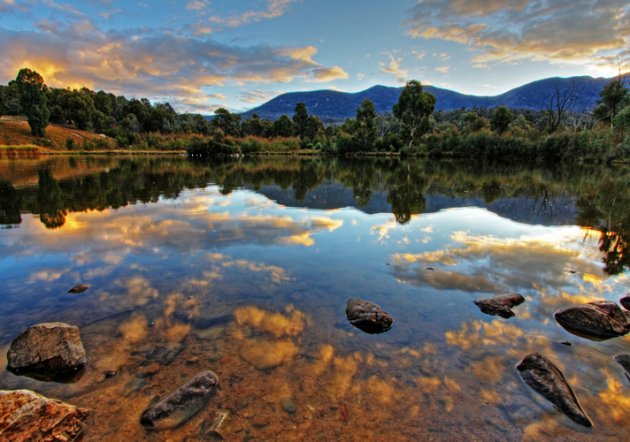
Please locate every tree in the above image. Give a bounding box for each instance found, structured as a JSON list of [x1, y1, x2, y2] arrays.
[[15, 68, 50, 136], [544, 80, 578, 132], [304, 115, 324, 142], [594, 74, 629, 128], [293, 102, 309, 139], [490, 106, 513, 134], [355, 98, 377, 150], [213, 108, 241, 137], [393, 80, 435, 149], [272, 115, 294, 137]]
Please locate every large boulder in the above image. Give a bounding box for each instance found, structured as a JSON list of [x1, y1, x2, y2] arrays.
[[140, 370, 219, 430], [554, 301, 629, 340], [7, 322, 87, 382], [345, 298, 393, 334], [0, 390, 91, 440], [474, 293, 524, 319], [516, 353, 592, 428]]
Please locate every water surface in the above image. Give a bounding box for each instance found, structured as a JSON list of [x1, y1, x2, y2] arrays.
[[0, 156, 629, 440]]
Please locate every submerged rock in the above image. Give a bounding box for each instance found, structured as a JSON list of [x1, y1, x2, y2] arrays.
[[620, 295, 630, 310], [516, 353, 592, 428], [140, 370, 219, 430], [474, 293, 525, 319], [554, 301, 629, 340], [68, 284, 90, 294], [0, 389, 91, 440], [7, 322, 87, 382], [614, 354, 630, 383], [345, 298, 393, 334]]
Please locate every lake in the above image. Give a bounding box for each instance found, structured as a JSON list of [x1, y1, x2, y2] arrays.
[[0, 155, 629, 440]]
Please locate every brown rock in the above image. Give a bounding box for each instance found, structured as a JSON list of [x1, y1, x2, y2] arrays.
[[516, 353, 592, 428], [614, 354, 630, 383], [474, 293, 524, 319], [7, 322, 87, 382], [0, 390, 91, 440], [136, 362, 161, 378], [554, 301, 629, 340], [68, 284, 90, 294], [140, 370, 219, 430], [345, 298, 393, 334]]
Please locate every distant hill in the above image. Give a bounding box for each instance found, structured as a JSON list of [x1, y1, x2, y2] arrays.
[[243, 75, 622, 122]]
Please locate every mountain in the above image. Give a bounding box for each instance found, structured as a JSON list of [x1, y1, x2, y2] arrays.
[[242, 75, 619, 122]]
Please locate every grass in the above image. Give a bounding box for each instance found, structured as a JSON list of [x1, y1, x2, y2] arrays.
[[0, 119, 117, 150]]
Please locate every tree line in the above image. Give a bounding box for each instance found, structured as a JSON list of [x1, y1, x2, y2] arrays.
[[1, 68, 629, 162]]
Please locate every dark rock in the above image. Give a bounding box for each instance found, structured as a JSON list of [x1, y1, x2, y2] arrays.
[[345, 298, 393, 334], [140, 370, 219, 430], [516, 353, 592, 428], [620, 295, 630, 310], [7, 322, 87, 382], [474, 293, 525, 319], [281, 397, 297, 414], [614, 354, 630, 383], [0, 390, 91, 440], [105, 370, 118, 379], [554, 301, 629, 340], [68, 284, 90, 294], [560, 341, 572, 346]]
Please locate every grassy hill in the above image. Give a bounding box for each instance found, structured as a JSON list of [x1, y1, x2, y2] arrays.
[[0, 117, 115, 153]]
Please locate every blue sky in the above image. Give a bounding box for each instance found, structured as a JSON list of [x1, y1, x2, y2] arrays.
[[0, 0, 628, 113]]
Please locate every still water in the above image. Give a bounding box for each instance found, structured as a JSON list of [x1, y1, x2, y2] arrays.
[[0, 156, 629, 440]]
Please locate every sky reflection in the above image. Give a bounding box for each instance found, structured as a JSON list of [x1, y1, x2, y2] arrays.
[[0, 159, 629, 439]]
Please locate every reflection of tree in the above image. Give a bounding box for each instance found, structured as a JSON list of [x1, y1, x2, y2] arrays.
[[37, 169, 66, 229], [0, 181, 21, 226], [599, 229, 629, 276], [386, 162, 427, 224]]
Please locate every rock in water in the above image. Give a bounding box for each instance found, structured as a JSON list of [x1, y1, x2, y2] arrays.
[[345, 298, 393, 334], [68, 284, 90, 294], [614, 354, 630, 382], [140, 370, 219, 430], [474, 293, 525, 318], [0, 390, 91, 440], [7, 322, 87, 382], [554, 301, 629, 340], [620, 295, 630, 310], [516, 353, 592, 428]]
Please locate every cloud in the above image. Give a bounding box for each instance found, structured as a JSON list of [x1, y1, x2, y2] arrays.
[[406, 0, 630, 70], [186, 0, 208, 11], [240, 89, 278, 104], [208, 0, 295, 27], [311, 65, 349, 82], [379, 53, 408, 81], [0, 23, 347, 112], [435, 66, 450, 74]]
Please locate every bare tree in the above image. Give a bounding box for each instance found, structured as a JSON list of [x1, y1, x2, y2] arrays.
[[545, 79, 578, 133]]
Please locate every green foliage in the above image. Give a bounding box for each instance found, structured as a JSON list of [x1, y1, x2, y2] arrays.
[[272, 115, 294, 137], [393, 80, 436, 149], [491, 106, 513, 134], [293, 102, 309, 139], [355, 99, 377, 151], [213, 108, 241, 137], [16, 68, 50, 137], [594, 76, 629, 127]]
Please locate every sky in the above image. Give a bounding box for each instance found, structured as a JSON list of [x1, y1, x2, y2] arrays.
[[0, 0, 628, 113]]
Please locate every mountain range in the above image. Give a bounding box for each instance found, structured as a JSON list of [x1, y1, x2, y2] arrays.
[[243, 75, 620, 122]]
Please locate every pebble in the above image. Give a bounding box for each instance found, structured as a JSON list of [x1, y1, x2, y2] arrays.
[[281, 397, 297, 414]]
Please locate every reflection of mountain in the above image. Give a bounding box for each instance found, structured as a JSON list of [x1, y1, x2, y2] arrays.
[[256, 184, 577, 225]]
